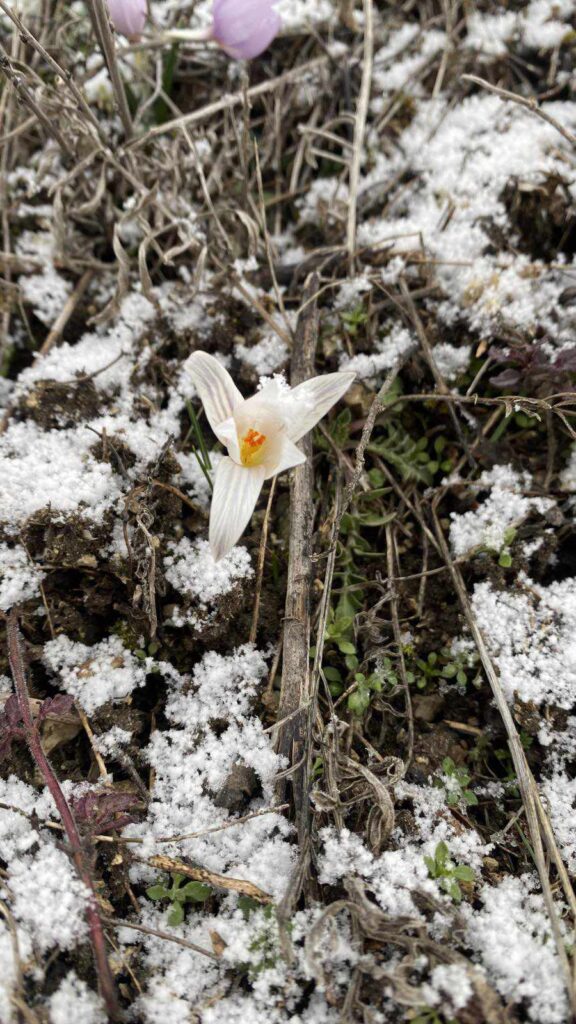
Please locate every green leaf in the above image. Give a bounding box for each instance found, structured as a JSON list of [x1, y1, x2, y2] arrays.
[[345, 654, 359, 671], [499, 551, 513, 568], [457, 670, 467, 686], [323, 667, 342, 683], [168, 903, 185, 926], [348, 690, 370, 716], [181, 882, 211, 902], [146, 886, 169, 901], [464, 791, 479, 807], [435, 841, 449, 865], [453, 865, 475, 883], [446, 880, 462, 902], [338, 641, 357, 655]]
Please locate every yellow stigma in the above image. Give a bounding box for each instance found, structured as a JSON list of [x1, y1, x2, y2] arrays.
[[240, 428, 267, 467]]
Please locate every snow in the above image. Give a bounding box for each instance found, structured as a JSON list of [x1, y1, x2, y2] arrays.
[[319, 781, 490, 919], [432, 342, 471, 382], [465, 875, 569, 1023], [165, 537, 254, 620], [449, 465, 554, 557], [338, 323, 415, 380], [0, 420, 122, 532], [421, 964, 473, 1014], [9, 843, 89, 952], [49, 973, 106, 1024], [124, 645, 293, 895], [235, 333, 289, 376], [43, 635, 148, 713], [0, 543, 45, 611], [471, 573, 576, 707]]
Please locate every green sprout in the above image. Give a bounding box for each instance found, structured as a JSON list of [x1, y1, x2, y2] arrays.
[[146, 872, 211, 926], [434, 756, 478, 809], [425, 842, 475, 903]]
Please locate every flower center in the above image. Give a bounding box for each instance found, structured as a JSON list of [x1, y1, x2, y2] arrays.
[[240, 428, 267, 467]]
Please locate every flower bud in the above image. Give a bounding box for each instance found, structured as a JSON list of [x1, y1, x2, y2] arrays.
[[107, 0, 147, 40], [212, 0, 281, 60]]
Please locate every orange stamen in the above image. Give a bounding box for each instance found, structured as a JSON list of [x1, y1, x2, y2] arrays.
[[240, 428, 267, 466], [243, 428, 266, 450]]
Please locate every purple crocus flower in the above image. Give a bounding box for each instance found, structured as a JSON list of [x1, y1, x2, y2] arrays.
[[211, 0, 281, 60], [106, 0, 147, 39]]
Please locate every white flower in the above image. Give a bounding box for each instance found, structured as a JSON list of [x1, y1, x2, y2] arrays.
[[186, 352, 355, 560]]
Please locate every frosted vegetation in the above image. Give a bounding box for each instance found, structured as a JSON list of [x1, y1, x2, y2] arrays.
[[1, 0, 576, 1022]]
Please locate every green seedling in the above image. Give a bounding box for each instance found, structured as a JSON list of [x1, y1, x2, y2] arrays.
[[146, 872, 211, 926], [340, 304, 369, 337], [435, 756, 478, 809], [410, 1008, 457, 1024], [425, 841, 475, 903], [348, 671, 383, 716]]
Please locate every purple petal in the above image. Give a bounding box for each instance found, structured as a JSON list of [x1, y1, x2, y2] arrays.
[[212, 0, 281, 60], [106, 0, 147, 39]]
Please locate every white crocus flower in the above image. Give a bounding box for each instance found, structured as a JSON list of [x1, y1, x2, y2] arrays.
[[187, 351, 355, 561]]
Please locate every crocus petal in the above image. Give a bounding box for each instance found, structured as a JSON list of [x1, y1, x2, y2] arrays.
[[287, 371, 356, 442], [212, 0, 281, 60], [265, 436, 306, 480], [210, 457, 266, 561], [187, 352, 244, 434], [106, 0, 146, 38]]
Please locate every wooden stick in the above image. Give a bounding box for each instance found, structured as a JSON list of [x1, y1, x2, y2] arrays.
[[139, 854, 273, 904], [274, 274, 319, 833]]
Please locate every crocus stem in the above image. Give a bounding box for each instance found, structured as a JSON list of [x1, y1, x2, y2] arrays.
[[161, 28, 213, 43], [89, 0, 133, 140], [6, 612, 121, 1022]]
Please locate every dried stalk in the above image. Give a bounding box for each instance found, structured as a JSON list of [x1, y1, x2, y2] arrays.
[[346, 0, 374, 273], [462, 74, 576, 149], [274, 274, 319, 832], [6, 612, 120, 1021], [0, 44, 73, 158], [250, 479, 277, 645], [88, 0, 133, 140], [128, 56, 329, 149], [140, 854, 272, 904], [429, 509, 576, 1016]]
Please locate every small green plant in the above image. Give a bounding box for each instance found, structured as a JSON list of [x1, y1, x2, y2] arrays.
[[368, 425, 453, 486], [146, 873, 211, 926], [410, 1008, 457, 1024], [237, 903, 285, 978], [425, 842, 475, 903], [434, 757, 478, 809], [347, 671, 383, 716], [497, 526, 516, 568], [408, 646, 476, 691], [340, 304, 369, 337], [184, 400, 213, 491]]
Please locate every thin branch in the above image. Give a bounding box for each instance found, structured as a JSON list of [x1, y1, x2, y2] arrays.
[[103, 916, 218, 959], [347, 0, 374, 273], [462, 74, 576, 148], [88, 0, 133, 140], [250, 479, 277, 644], [0, 44, 73, 158], [128, 56, 329, 149], [6, 613, 120, 1020]]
